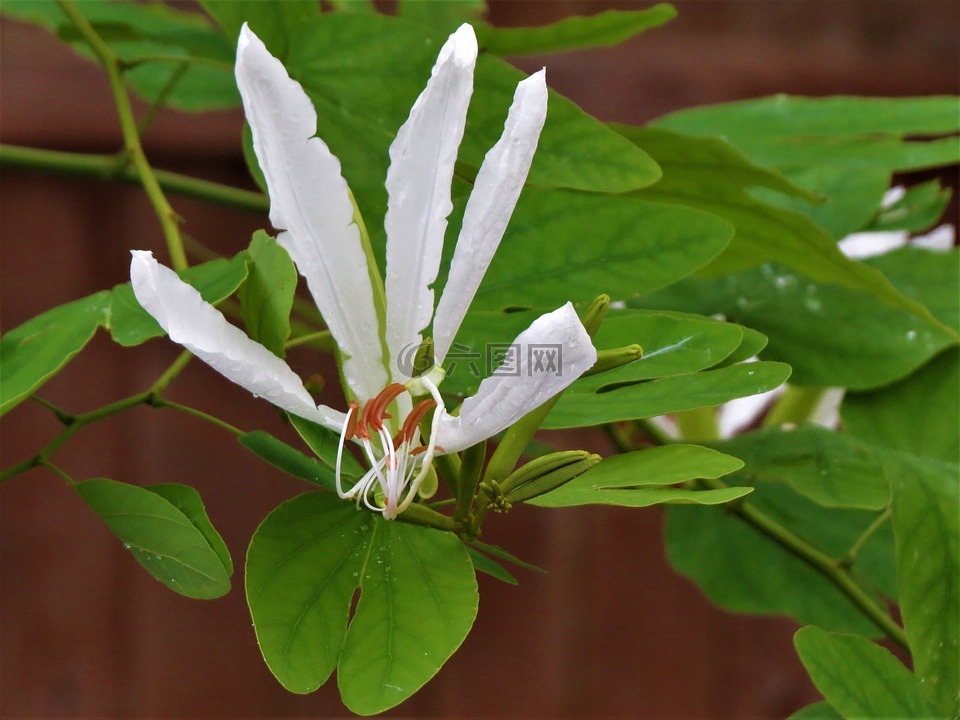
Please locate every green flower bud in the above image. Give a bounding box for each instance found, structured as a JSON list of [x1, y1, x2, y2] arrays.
[[499, 450, 601, 503], [506, 454, 601, 504], [583, 344, 644, 377]]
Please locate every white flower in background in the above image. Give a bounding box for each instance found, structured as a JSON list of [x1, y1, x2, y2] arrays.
[[130, 24, 596, 519]]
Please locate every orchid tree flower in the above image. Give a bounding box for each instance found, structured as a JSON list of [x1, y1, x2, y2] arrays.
[[130, 23, 597, 520]]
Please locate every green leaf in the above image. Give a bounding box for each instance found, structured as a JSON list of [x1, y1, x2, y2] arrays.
[[890, 456, 960, 716], [0, 291, 110, 415], [787, 701, 843, 720], [475, 4, 677, 55], [863, 181, 952, 233], [466, 547, 517, 585], [238, 430, 340, 490], [468, 191, 731, 311], [573, 310, 745, 390], [545, 361, 791, 429], [398, 0, 485, 34], [246, 492, 479, 713], [638, 262, 956, 389], [76, 478, 231, 599], [710, 426, 891, 510], [338, 519, 478, 715], [288, 414, 365, 477], [794, 626, 937, 718], [666, 480, 897, 634], [754, 164, 891, 240], [108, 253, 250, 346], [284, 11, 660, 234], [529, 445, 748, 508], [865, 247, 959, 333], [844, 348, 959, 465], [655, 95, 960, 171], [447, 308, 746, 398], [2, 0, 239, 111], [238, 231, 297, 357], [621, 126, 951, 332], [199, 0, 319, 60], [715, 325, 768, 368], [145, 483, 233, 575], [246, 493, 369, 693]]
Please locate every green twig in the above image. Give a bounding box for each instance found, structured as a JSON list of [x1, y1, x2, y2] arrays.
[[119, 54, 232, 71], [56, 1, 188, 270], [699, 476, 908, 649], [149, 398, 243, 437], [29, 395, 75, 425], [135, 61, 191, 137], [840, 508, 892, 568], [0, 144, 269, 214]]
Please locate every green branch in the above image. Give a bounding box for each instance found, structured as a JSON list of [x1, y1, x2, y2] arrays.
[[56, 0, 188, 270], [0, 144, 269, 214], [698, 476, 908, 650]]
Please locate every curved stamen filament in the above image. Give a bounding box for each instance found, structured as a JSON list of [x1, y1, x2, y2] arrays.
[[336, 402, 358, 498], [392, 398, 437, 448]]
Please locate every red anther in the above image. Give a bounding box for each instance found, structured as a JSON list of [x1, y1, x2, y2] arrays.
[[409, 444, 444, 457], [343, 400, 360, 440], [368, 383, 406, 431], [393, 399, 438, 447]]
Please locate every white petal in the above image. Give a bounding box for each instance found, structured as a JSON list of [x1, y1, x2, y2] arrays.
[[130, 251, 345, 431], [433, 302, 596, 453], [383, 23, 478, 381], [838, 230, 908, 259], [236, 25, 386, 402], [433, 70, 548, 365]]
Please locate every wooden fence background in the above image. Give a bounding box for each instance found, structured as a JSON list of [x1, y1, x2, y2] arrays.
[[2, 1, 957, 716]]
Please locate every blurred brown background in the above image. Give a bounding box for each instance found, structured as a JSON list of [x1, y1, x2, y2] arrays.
[[2, 1, 957, 717]]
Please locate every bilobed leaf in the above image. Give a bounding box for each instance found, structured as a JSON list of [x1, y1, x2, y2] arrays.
[[710, 426, 890, 510], [2, 0, 239, 110], [666, 480, 897, 634], [655, 95, 960, 170], [715, 325, 768, 367], [238, 430, 341, 490], [476, 4, 676, 55], [545, 361, 791, 429], [247, 493, 480, 710], [0, 291, 111, 415], [621, 126, 951, 334], [530, 445, 748, 508], [470, 191, 732, 311], [199, 0, 319, 59], [638, 262, 956, 389], [284, 11, 660, 233], [288, 414, 365, 477], [467, 547, 518, 585], [76, 478, 231, 599], [144, 483, 233, 575], [865, 246, 959, 333], [238, 231, 297, 357], [398, 0, 485, 34], [890, 455, 960, 717], [109, 253, 250, 346], [338, 520, 478, 715], [447, 308, 746, 398], [787, 701, 843, 720], [844, 348, 959, 465], [863, 180, 952, 233], [794, 626, 937, 718], [246, 492, 370, 693]]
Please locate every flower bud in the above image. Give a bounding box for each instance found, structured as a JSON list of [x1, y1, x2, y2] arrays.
[[583, 344, 644, 377]]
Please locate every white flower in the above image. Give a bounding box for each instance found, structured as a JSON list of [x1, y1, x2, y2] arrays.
[[130, 24, 596, 519]]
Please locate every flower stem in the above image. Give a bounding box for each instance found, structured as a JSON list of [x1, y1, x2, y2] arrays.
[[0, 144, 269, 213], [56, 0, 188, 270]]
